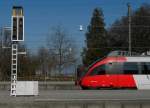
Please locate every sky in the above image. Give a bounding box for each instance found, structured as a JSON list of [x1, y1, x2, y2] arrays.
[[0, 0, 150, 55]]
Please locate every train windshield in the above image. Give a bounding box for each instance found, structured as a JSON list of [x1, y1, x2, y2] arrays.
[[86, 57, 106, 72], [89, 64, 106, 76]]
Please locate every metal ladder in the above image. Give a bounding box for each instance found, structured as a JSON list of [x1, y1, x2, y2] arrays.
[[10, 44, 18, 96]]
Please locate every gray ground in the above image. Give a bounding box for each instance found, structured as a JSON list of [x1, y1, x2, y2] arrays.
[[0, 82, 150, 108], [0, 90, 150, 103]]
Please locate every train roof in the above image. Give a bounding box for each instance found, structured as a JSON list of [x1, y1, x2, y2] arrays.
[[124, 56, 150, 62], [107, 51, 141, 57], [91, 56, 150, 68], [87, 51, 150, 72]]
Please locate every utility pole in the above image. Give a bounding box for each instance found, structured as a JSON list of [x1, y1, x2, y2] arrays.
[[127, 3, 132, 56]]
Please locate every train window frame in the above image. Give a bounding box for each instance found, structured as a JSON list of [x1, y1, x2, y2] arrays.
[[89, 64, 106, 76]]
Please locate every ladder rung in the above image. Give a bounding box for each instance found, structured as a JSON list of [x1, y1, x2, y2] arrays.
[[12, 54, 17, 56], [11, 83, 16, 85], [11, 77, 17, 79], [12, 50, 17, 52], [11, 79, 16, 81], [12, 57, 17, 59], [12, 57, 17, 58], [12, 64, 17, 66], [11, 85, 16, 88], [11, 91, 16, 94], [11, 74, 17, 76], [11, 84, 16, 86], [12, 63, 17, 66], [12, 66, 17, 68], [12, 56, 17, 57], [12, 69, 17, 71], [11, 80, 16, 83], [12, 48, 17, 50], [11, 76, 17, 78], [11, 89, 16, 92], [12, 59, 17, 61], [13, 45, 17, 48], [11, 86, 16, 89], [12, 68, 17, 69], [11, 75, 17, 76], [12, 47, 17, 49], [11, 86, 16, 88], [11, 82, 16, 84], [11, 90, 16, 94]]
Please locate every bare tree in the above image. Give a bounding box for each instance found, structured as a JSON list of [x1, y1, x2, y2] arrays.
[[47, 25, 77, 76], [36, 46, 57, 79]]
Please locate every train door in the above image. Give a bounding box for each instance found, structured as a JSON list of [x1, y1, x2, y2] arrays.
[[105, 62, 122, 88], [118, 62, 138, 88], [133, 62, 150, 89]]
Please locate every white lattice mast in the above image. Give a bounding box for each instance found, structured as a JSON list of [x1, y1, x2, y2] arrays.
[[10, 6, 24, 96]]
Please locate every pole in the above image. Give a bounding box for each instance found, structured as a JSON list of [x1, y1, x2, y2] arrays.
[[127, 3, 132, 56]]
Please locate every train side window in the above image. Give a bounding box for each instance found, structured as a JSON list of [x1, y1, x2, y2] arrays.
[[90, 65, 106, 76], [123, 62, 139, 74], [106, 62, 123, 74], [141, 63, 147, 74], [142, 63, 150, 74], [146, 63, 150, 74]]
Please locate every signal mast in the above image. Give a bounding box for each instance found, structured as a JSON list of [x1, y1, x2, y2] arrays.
[[10, 6, 24, 96]]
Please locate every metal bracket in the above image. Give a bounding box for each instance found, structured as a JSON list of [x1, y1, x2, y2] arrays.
[[2, 46, 11, 49], [18, 52, 26, 55]]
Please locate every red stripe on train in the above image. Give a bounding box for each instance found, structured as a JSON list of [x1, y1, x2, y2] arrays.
[[86, 57, 127, 76], [81, 75, 136, 88]]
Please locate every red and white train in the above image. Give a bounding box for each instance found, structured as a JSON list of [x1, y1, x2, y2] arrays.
[[77, 51, 150, 90]]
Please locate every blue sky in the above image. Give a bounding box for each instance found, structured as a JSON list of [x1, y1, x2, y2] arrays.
[[0, 0, 150, 54]]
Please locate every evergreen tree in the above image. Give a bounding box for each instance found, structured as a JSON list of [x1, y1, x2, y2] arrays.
[[108, 3, 150, 53], [132, 4, 150, 53], [82, 8, 107, 66]]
